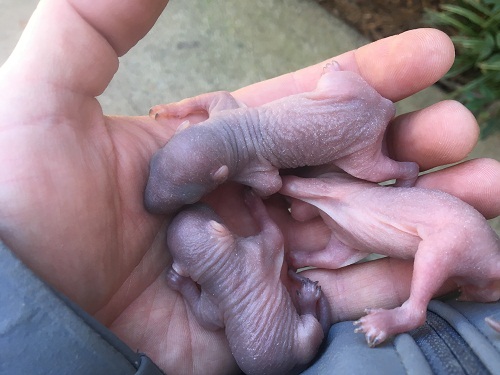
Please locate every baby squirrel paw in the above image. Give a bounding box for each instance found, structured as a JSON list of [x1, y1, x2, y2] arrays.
[[296, 278, 322, 316], [165, 266, 191, 292], [353, 308, 391, 347]]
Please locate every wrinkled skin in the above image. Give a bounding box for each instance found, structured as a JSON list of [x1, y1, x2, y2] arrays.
[[280, 172, 500, 346], [166, 191, 330, 375], [145, 62, 418, 214], [2, 0, 500, 373]]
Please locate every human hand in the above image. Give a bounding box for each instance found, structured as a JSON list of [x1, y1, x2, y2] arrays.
[[0, 1, 499, 374]]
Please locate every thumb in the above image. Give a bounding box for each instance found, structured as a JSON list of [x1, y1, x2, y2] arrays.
[[1, 0, 168, 98]]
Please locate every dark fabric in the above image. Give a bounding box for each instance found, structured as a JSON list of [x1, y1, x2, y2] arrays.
[[0, 240, 164, 375], [411, 311, 489, 374], [302, 299, 500, 375], [2, 238, 499, 375]]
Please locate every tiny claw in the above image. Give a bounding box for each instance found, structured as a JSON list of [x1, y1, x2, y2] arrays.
[[485, 316, 500, 333], [369, 337, 381, 347], [154, 112, 160, 120], [353, 320, 362, 326], [323, 60, 341, 73], [148, 106, 161, 119], [354, 327, 364, 334], [364, 308, 374, 314]]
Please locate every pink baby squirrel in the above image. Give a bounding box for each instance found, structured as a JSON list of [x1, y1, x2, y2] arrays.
[[165, 190, 330, 375], [279, 171, 500, 347], [144, 61, 418, 214]]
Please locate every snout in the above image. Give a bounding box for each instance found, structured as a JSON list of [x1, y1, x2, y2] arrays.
[[144, 181, 184, 215], [144, 177, 209, 214]]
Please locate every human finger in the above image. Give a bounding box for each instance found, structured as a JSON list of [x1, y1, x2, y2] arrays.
[[1, 0, 169, 97], [233, 28, 454, 106], [386, 100, 479, 170], [415, 158, 500, 219], [68, 0, 170, 56], [301, 258, 457, 323]]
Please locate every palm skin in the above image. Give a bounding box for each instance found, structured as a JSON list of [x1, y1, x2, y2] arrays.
[[1, 1, 499, 374]]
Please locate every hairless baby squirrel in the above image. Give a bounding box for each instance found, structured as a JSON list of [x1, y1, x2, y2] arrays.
[[165, 190, 330, 375], [147, 58, 498, 364], [145, 61, 418, 214], [280, 172, 500, 347]]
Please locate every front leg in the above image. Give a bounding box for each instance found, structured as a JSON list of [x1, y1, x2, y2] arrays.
[[353, 303, 427, 347], [243, 189, 284, 259], [236, 161, 282, 197], [292, 271, 322, 317], [150, 91, 244, 119], [166, 267, 224, 331], [290, 270, 329, 364]]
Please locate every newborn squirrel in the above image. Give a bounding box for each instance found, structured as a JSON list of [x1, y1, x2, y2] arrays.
[[280, 172, 500, 346], [166, 190, 330, 375], [148, 59, 498, 362], [145, 61, 418, 214]]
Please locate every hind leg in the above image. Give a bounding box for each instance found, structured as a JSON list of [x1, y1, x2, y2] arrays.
[[354, 239, 450, 346], [289, 232, 367, 269], [166, 266, 224, 331], [150, 91, 245, 119], [369, 154, 418, 187], [339, 151, 419, 187]]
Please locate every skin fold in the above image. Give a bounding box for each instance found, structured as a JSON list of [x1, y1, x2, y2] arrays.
[[1, 0, 500, 372]]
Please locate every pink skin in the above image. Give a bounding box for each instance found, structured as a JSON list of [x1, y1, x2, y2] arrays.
[[280, 172, 500, 347], [144, 61, 419, 214], [165, 190, 330, 375]]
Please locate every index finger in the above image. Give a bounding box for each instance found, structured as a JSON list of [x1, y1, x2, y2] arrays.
[[233, 28, 454, 105]]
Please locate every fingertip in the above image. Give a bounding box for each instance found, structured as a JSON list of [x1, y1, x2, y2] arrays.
[[354, 28, 455, 101], [388, 100, 479, 170]]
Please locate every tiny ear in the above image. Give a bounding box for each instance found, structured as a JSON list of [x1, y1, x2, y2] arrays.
[[211, 165, 229, 184], [209, 220, 230, 237]]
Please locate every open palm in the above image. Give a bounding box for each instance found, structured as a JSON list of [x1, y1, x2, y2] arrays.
[[1, 1, 499, 374]]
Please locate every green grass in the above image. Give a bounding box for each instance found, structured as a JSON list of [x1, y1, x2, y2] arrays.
[[425, 0, 500, 138]]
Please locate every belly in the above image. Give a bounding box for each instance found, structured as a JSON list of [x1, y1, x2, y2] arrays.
[[322, 209, 421, 259]]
